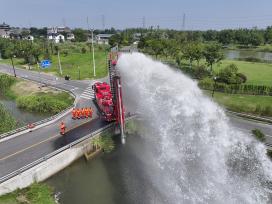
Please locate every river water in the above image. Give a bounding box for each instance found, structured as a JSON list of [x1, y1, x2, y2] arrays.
[[224, 50, 272, 62], [0, 96, 48, 127], [47, 53, 272, 204]]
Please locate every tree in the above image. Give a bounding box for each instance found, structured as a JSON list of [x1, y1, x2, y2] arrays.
[[264, 26, 272, 44], [5, 44, 17, 77], [203, 43, 224, 72], [72, 29, 88, 42], [182, 42, 203, 68]]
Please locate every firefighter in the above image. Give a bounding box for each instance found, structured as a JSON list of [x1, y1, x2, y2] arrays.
[[81, 108, 85, 119], [76, 108, 81, 119], [84, 108, 89, 119], [60, 121, 66, 135], [89, 107, 93, 118], [72, 108, 76, 119]]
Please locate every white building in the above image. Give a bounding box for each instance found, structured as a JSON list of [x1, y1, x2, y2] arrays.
[[48, 34, 65, 43], [66, 33, 75, 40], [25, 35, 34, 41], [95, 34, 114, 45], [0, 29, 10, 38]]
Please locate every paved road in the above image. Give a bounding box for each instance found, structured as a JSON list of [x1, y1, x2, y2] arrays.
[[0, 64, 110, 178]]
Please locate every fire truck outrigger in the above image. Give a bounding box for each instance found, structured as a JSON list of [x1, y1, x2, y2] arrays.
[[92, 52, 126, 143]]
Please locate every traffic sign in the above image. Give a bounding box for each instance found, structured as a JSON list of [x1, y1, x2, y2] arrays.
[[40, 60, 51, 69]]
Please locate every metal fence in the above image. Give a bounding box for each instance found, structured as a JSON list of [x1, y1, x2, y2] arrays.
[[0, 115, 137, 184]]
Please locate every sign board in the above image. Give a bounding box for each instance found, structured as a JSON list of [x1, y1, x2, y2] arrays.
[[40, 60, 51, 69]]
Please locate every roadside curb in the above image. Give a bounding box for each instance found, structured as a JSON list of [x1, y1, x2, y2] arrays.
[[226, 110, 272, 124]]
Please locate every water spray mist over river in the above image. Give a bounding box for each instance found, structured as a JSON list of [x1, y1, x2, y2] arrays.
[[118, 53, 272, 203]]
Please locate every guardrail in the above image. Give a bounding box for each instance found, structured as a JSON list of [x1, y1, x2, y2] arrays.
[[226, 110, 272, 124], [0, 115, 138, 184]]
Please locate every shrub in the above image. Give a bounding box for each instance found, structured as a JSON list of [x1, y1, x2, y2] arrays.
[[251, 129, 265, 142], [236, 73, 247, 83], [16, 93, 73, 114], [0, 103, 16, 134], [81, 47, 87, 54], [0, 74, 16, 95]]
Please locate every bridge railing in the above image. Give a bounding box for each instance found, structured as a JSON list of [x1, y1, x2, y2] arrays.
[[0, 115, 138, 184]]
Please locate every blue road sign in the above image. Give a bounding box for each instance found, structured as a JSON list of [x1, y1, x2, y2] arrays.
[[40, 60, 51, 69]]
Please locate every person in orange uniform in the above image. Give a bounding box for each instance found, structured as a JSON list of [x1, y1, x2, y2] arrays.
[[72, 108, 76, 119], [80, 108, 85, 118], [84, 108, 89, 119], [60, 121, 66, 135], [89, 107, 93, 118], [76, 108, 81, 119]]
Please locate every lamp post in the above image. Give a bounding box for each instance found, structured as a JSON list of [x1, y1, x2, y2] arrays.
[[91, 29, 96, 77], [212, 76, 217, 98], [11, 55, 16, 77]]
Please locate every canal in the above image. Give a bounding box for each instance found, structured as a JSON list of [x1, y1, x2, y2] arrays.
[[224, 49, 272, 62], [0, 96, 49, 127]]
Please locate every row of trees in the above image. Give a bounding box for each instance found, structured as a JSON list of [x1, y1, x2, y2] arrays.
[[108, 26, 272, 48], [138, 36, 224, 72]]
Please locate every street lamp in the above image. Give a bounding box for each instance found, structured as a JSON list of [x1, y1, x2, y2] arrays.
[[212, 76, 217, 98], [91, 29, 96, 77], [11, 55, 16, 77]]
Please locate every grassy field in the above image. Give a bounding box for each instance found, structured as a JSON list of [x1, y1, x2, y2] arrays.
[[214, 60, 272, 86], [0, 48, 108, 80], [0, 183, 55, 204], [204, 90, 272, 116]]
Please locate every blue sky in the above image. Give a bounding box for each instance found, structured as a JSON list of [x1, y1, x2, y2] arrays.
[[1, 0, 272, 30]]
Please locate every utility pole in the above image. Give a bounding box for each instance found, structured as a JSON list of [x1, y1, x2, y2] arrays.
[[10, 56, 16, 77], [142, 16, 146, 29], [57, 50, 63, 75], [87, 16, 96, 77], [182, 13, 186, 30], [91, 29, 96, 77], [102, 14, 105, 30]]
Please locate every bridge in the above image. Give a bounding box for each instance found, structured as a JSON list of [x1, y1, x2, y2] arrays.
[[0, 54, 272, 195]]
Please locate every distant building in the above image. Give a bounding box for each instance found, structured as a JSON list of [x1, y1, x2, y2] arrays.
[[47, 26, 73, 41], [66, 33, 75, 41], [0, 22, 10, 38], [95, 34, 114, 44], [48, 33, 65, 43], [133, 33, 142, 40], [25, 35, 34, 41]]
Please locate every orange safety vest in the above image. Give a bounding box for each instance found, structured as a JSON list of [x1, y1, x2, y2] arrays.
[[76, 109, 81, 118], [89, 108, 93, 117], [72, 109, 76, 118]]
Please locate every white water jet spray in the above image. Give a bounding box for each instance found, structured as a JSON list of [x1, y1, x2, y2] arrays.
[[118, 53, 272, 204]]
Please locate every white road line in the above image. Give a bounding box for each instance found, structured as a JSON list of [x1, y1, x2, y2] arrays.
[[235, 127, 272, 138]]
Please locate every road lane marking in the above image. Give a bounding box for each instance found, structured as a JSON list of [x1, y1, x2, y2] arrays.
[[0, 119, 93, 161], [0, 134, 60, 161]]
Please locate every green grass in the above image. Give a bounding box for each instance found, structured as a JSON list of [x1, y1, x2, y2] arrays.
[[0, 183, 55, 204], [214, 60, 272, 86], [205, 90, 272, 116]]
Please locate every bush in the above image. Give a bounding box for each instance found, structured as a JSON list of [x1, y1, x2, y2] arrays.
[[0, 74, 16, 92], [81, 47, 87, 54], [251, 129, 265, 142], [0, 103, 16, 134], [267, 149, 272, 159], [236, 73, 247, 83], [16, 92, 73, 114]]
